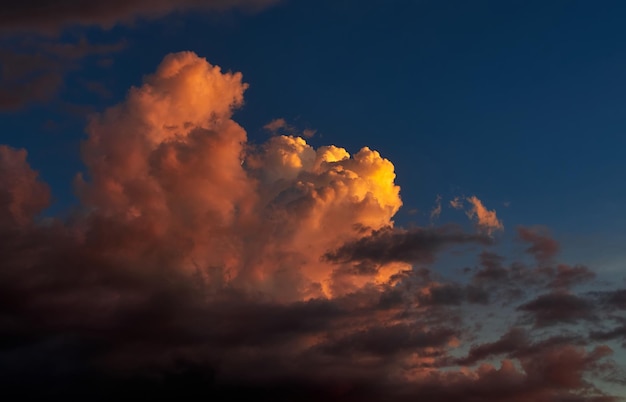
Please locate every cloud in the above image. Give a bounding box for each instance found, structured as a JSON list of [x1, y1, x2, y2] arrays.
[[548, 264, 596, 289], [0, 36, 126, 110], [302, 128, 316, 138], [517, 292, 595, 327], [73, 51, 409, 298], [0, 51, 624, 401], [263, 117, 317, 138], [0, 145, 50, 226], [264, 117, 289, 132], [465, 195, 504, 234], [447, 196, 504, 234], [457, 327, 589, 366], [591, 325, 626, 343], [324, 225, 492, 266], [450, 196, 463, 210], [430, 194, 442, 223], [471, 250, 587, 291], [517, 225, 560, 264], [1, 0, 280, 33], [592, 289, 626, 311], [0, 0, 270, 110], [473, 251, 509, 282]]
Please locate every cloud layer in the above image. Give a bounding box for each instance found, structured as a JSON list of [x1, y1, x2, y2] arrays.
[[1, 0, 280, 32], [0, 52, 623, 401]]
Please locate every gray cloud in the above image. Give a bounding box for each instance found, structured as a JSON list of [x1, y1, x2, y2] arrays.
[[1, 0, 280, 33]]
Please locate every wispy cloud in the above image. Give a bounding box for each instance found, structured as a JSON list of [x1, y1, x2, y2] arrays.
[[0, 36, 126, 110]]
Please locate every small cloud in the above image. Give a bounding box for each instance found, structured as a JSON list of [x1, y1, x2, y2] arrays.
[[517, 226, 560, 264], [302, 128, 316, 138], [263, 118, 316, 138], [517, 291, 594, 327], [450, 196, 463, 210], [466, 196, 504, 235], [448, 195, 504, 235], [430, 195, 442, 223], [81, 79, 113, 99], [263, 117, 289, 133]]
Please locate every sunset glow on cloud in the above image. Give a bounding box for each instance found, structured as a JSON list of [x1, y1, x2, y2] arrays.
[[466, 195, 504, 235], [2, 2, 626, 400], [72, 52, 406, 298], [1, 51, 624, 401]]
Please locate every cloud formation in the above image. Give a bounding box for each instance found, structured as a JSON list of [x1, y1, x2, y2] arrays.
[[0, 145, 50, 226], [430, 194, 442, 223], [73, 51, 405, 299], [0, 52, 623, 401], [518, 225, 560, 264], [263, 117, 316, 138], [0, 36, 126, 110], [447, 195, 504, 234], [324, 225, 491, 265], [1, 0, 280, 33], [466, 195, 504, 234]]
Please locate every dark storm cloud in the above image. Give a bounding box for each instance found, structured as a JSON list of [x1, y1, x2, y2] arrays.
[[1, 216, 618, 401], [457, 327, 587, 366], [517, 292, 595, 327], [598, 289, 626, 310], [1, 0, 280, 33], [318, 324, 458, 357], [468, 244, 595, 306], [413, 282, 490, 306], [324, 225, 492, 265], [547, 264, 596, 289], [590, 324, 626, 345], [587, 289, 626, 345], [457, 327, 530, 365]]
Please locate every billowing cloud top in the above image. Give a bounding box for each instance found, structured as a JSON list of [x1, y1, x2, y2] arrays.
[[0, 52, 624, 401], [74, 51, 405, 299]]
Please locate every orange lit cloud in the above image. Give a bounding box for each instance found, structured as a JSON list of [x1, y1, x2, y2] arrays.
[[448, 195, 504, 234], [466, 195, 504, 234], [75, 51, 404, 299]]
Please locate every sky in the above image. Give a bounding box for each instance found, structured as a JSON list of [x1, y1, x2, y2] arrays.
[[1, 0, 625, 400]]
